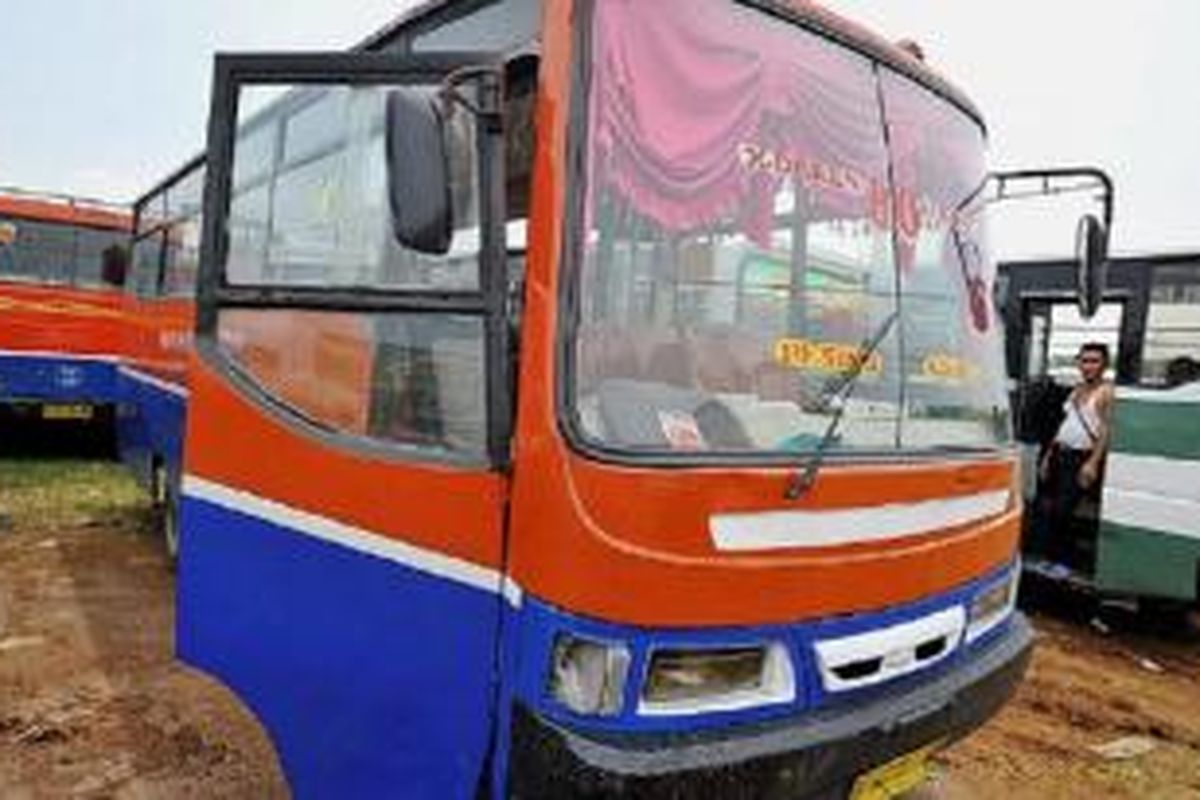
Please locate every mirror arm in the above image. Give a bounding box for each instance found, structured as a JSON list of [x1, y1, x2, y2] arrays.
[[439, 65, 504, 132], [985, 167, 1115, 231]]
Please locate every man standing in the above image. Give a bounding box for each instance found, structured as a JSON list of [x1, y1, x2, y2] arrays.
[[1036, 342, 1115, 569]]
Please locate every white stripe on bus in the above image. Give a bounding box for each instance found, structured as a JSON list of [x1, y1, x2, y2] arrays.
[[182, 475, 518, 603], [710, 489, 1010, 552], [1102, 488, 1200, 541], [1105, 452, 1200, 504], [0, 349, 118, 362], [117, 365, 190, 399]]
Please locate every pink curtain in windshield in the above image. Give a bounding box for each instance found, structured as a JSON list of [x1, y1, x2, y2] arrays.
[[587, 0, 890, 245], [882, 70, 992, 332]]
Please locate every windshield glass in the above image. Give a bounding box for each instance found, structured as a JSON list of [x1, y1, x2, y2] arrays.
[[881, 70, 1010, 449], [569, 0, 1009, 456]]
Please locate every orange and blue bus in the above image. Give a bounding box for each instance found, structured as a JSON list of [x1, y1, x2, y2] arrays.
[[0, 187, 130, 432], [167, 1, 1054, 796], [113, 158, 204, 556]]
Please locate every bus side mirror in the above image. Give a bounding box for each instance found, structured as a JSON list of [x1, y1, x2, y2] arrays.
[[101, 245, 129, 288], [386, 88, 453, 256], [1075, 214, 1108, 319]]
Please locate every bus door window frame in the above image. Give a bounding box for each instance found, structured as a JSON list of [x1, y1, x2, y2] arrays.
[[198, 51, 514, 469], [1016, 292, 1137, 384]]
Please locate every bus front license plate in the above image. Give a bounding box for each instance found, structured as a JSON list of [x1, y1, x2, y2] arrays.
[[41, 404, 94, 421], [850, 745, 936, 800]]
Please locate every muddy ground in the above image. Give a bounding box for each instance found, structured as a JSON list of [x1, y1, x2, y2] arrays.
[[1, 457, 1198, 799], [0, 458, 287, 799]]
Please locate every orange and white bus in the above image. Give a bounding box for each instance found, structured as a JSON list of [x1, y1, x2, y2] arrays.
[[172, 1, 1054, 796], [0, 186, 130, 430]]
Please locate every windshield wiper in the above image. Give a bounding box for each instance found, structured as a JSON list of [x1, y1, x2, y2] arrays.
[[784, 310, 899, 500]]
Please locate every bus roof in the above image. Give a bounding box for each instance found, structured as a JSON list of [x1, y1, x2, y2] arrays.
[[355, 0, 985, 129], [140, 0, 986, 209], [769, 0, 984, 127], [0, 186, 130, 232]]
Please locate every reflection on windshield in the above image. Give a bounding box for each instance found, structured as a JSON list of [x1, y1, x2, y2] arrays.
[[571, 0, 1010, 456]]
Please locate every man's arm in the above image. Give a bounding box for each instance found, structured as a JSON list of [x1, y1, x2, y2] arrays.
[[1080, 385, 1114, 486]]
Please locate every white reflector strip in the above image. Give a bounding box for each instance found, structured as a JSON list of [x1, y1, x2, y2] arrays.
[[710, 489, 1009, 552]]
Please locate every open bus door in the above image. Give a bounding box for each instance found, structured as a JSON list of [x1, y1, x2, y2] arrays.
[[180, 52, 513, 798], [1014, 296, 1128, 435], [1012, 293, 1128, 577]]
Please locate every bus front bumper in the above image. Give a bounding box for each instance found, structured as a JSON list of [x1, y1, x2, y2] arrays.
[[508, 613, 1033, 799]]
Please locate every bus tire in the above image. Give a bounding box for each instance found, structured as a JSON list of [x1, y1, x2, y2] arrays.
[[151, 462, 180, 567], [163, 483, 180, 568]]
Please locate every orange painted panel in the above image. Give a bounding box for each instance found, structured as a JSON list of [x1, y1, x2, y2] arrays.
[[185, 356, 506, 572], [0, 282, 126, 358], [504, 0, 1020, 628], [0, 195, 128, 232]]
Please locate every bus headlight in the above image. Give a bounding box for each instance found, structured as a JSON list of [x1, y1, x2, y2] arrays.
[[549, 635, 630, 716], [966, 567, 1020, 642], [640, 643, 795, 715]]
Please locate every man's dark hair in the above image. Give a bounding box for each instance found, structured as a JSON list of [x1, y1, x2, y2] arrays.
[[1078, 342, 1110, 365]]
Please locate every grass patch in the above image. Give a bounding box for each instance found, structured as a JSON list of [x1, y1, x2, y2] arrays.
[[0, 460, 150, 533]]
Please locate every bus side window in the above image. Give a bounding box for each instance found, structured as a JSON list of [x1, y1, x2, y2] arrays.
[[0, 218, 23, 277], [0, 217, 77, 283], [161, 165, 204, 298], [164, 215, 201, 298], [131, 232, 164, 297], [1143, 265, 1200, 387], [75, 227, 129, 287]]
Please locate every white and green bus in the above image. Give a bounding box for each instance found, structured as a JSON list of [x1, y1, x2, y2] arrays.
[[1004, 254, 1200, 606], [1098, 381, 1200, 602]]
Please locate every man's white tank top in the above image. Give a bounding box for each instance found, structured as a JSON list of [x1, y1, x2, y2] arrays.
[[1055, 390, 1102, 451]]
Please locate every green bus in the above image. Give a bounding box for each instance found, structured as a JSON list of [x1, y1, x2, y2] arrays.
[[1003, 253, 1200, 606]]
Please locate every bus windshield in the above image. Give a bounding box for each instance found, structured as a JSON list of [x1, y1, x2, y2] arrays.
[[570, 0, 1010, 457]]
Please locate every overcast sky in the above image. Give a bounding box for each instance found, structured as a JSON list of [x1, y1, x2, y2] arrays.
[[1, 1, 1196, 259]]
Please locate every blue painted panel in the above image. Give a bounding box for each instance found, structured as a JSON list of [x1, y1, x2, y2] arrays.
[[115, 372, 153, 486], [503, 561, 1017, 738], [141, 382, 186, 476], [0, 355, 117, 404], [115, 372, 188, 494], [178, 496, 500, 800]]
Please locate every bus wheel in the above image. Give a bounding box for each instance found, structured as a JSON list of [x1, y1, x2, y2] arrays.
[[151, 463, 180, 566], [163, 486, 180, 567], [151, 461, 168, 509]]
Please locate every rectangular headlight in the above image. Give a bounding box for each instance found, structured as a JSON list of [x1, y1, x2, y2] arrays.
[[967, 567, 1019, 642], [549, 635, 630, 716], [640, 643, 795, 715]]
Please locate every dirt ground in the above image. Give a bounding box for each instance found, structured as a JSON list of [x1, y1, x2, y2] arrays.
[[927, 608, 1200, 800], [1, 458, 1198, 799], [0, 459, 287, 799]]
